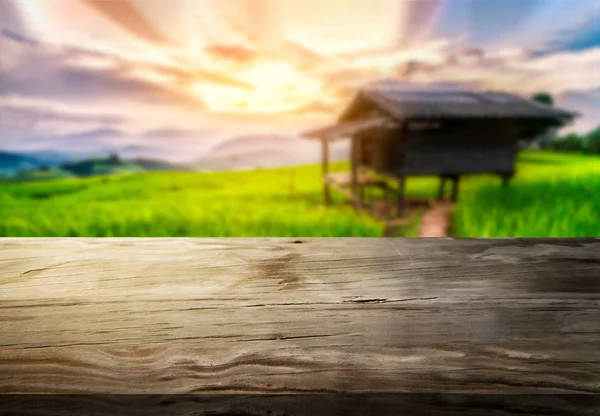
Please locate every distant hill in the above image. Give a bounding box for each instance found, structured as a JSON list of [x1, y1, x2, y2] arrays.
[[197, 149, 300, 171], [19, 150, 87, 165], [2, 135, 351, 180], [207, 134, 299, 157], [130, 158, 193, 172], [0, 150, 194, 182], [60, 156, 144, 177], [0, 150, 103, 176], [58, 155, 191, 177], [195, 134, 349, 171], [10, 167, 76, 182], [0, 151, 47, 175]]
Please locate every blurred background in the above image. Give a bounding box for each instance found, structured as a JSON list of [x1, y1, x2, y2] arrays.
[[1, 0, 598, 237]]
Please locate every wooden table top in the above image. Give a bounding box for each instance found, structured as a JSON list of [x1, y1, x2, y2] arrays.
[[1, 238, 599, 415]]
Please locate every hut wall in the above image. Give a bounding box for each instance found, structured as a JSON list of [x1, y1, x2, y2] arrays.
[[397, 119, 519, 176], [353, 119, 521, 177], [357, 127, 402, 175], [400, 146, 517, 175]]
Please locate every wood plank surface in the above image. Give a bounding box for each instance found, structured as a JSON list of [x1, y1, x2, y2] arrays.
[[0, 238, 599, 415]]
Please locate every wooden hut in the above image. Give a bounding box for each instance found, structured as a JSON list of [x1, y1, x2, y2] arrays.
[[302, 81, 577, 215]]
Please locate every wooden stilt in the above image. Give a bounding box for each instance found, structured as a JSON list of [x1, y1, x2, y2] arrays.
[[350, 137, 359, 203], [450, 175, 460, 202], [437, 176, 447, 201], [321, 139, 331, 205], [397, 176, 406, 217], [355, 137, 365, 205], [502, 172, 513, 187]]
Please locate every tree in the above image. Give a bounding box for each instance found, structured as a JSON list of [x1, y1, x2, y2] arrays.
[[108, 152, 120, 164], [531, 92, 554, 106], [549, 133, 584, 152], [584, 127, 600, 154]]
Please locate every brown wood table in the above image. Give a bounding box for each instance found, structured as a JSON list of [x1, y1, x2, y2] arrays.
[[0, 238, 599, 415]]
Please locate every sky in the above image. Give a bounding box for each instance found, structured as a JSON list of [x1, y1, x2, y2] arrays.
[[0, 0, 599, 161]]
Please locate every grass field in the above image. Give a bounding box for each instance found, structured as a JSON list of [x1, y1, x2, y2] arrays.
[[0, 152, 598, 237], [453, 152, 600, 237]]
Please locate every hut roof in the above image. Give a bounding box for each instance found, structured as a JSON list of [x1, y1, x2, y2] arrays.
[[340, 80, 578, 122], [301, 116, 395, 141]]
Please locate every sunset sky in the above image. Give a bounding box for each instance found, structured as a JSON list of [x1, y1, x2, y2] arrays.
[[1, 0, 599, 161]]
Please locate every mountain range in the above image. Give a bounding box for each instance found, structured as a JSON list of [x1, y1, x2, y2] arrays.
[[0, 133, 350, 180], [194, 134, 349, 171], [0, 151, 51, 174]]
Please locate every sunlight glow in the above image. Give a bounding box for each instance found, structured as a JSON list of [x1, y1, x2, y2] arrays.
[[9, 0, 596, 128], [192, 59, 323, 114], [240, 61, 298, 87]]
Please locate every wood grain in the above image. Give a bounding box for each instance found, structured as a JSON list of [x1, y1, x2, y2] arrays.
[[0, 238, 599, 414]]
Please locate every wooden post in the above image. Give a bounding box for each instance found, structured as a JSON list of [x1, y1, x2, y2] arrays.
[[350, 137, 359, 204], [358, 183, 365, 204], [450, 175, 460, 202], [356, 137, 365, 204], [321, 138, 331, 205], [437, 176, 447, 201], [397, 175, 406, 217], [502, 172, 514, 187]]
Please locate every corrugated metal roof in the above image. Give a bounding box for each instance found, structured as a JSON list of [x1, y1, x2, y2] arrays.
[[356, 81, 578, 120]]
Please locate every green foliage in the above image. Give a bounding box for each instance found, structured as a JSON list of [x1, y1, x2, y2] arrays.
[[0, 163, 384, 237], [0, 153, 598, 237], [60, 158, 143, 177], [4, 167, 75, 182], [453, 152, 600, 237], [548, 133, 585, 152], [584, 127, 600, 154], [542, 126, 600, 154], [531, 92, 554, 106]]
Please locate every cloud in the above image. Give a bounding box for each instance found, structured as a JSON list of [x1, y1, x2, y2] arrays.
[[0, 0, 27, 34], [556, 88, 600, 134], [0, 29, 38, 45], [81, 0, 172, 45], [3, 0, 599, 158], [140, 127, 198, 139], [432, 0, 547, 48], [506, 48, 600, 94], [1, 126, 127, 154], [0, 30, 210, 111], [0, 103, 229, 160], [396, 0, 446, 47], [58, 128, 124, 142], [376, 44, 600, 98], [0, 93, 131, 153], [533, 12, 600, 56], [205, 44, 257, 64], [0, 95, 128, 125], [138, 127, 225, 145]]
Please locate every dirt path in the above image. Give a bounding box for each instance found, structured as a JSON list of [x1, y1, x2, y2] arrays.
[[371, 199, 454, 237], [418, 201, 454, 237]]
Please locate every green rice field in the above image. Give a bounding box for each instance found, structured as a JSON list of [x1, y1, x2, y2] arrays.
[[0, 152, 598, 237]]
